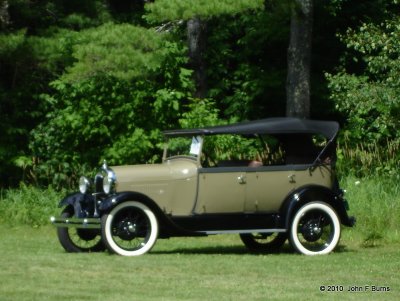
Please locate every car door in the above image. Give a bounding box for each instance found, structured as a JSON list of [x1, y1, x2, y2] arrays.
[[244, 167, 297, 213], [194, 168, 246, 214], [244, 165, 333, 213]]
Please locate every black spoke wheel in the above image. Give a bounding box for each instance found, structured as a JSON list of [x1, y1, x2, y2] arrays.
[[101, 201, 158, 256], [289, 202, 341, 255], [57, 208, 105, 253], [240, 232, 287, 252]]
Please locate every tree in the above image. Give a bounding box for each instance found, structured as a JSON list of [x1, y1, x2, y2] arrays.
[[187, 17, 207, 98], [286, 0, 313, 118], [3, 0, 398, 188], [29, 23, 194, 187], [327, 15, 400, 146], [145, 0, 264, 99], [0, 0, 9, 29]]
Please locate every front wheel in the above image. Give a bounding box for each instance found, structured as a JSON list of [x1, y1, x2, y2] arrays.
[[289, 202, 341, 255], [101, 201, 158, 256], [57, 207, 105, 253]]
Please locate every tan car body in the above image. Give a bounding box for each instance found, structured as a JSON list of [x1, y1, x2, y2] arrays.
[[112, 156, 333, 216]]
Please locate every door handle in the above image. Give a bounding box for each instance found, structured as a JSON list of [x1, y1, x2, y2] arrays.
[[237, 175, 246, 184]]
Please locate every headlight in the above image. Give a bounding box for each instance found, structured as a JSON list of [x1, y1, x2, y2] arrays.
[[103, 171, 116, 194], [100, 160, 116, 194], [79, 176, 91, 194]]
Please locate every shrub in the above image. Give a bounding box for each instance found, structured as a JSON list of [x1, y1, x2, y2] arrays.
[[0, 185, 63, 227], [340, 175, 400, 245], [327, 17, 400, 147], [337, 140, 400, 177], [28, 23, 194, 189]]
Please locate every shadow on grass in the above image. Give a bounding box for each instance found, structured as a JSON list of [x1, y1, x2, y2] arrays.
[[152, 243, 355, 256], [336, 244, 356, 253], [153, 245, 250, 255]]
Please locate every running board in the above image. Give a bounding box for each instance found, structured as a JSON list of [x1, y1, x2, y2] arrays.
[[198, 229, 287, 235]]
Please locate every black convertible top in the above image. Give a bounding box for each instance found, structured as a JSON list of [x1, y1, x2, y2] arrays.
[[164, 118, 339, 140]]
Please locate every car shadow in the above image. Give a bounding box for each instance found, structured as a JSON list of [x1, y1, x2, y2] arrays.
[[153, 245, 258, 255], [154, 244, 288, 256], [152, 243, 355, 256]]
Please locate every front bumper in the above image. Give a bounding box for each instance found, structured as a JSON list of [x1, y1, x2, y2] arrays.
[[50, 216, 101, 229]]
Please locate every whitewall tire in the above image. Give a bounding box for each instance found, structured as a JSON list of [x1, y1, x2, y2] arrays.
[[289, 202, 341, 255], [101, 201, 158, 256]]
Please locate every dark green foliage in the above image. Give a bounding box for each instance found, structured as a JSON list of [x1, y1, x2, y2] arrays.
[[326, 5, 400, 176], [144, 0, 264, 22], [61, 23, 169, 82], [7, 0, 113, 33], [0, 29, 76, 186], [1, 0, 400, 188], [205, 8, 290, 119], [178, 98, 222, 129], [0, 1, 115, 187], [327, 14, 400, 175], [29, 23, 194, 187]]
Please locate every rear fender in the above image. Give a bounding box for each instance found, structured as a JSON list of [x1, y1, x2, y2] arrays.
[[280, 185, 354, 229]]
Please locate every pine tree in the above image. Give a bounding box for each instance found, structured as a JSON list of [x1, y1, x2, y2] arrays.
[[145, 0, 264, 98]]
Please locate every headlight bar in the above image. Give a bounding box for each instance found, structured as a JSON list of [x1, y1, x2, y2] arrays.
[[78, 161, 116, 195]]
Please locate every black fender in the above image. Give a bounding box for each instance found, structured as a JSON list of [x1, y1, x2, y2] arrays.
[[98, 191, 196, 238], [99, 191, 163, 214], [58, 192, 95, 218], [280, 185, 355, 229]]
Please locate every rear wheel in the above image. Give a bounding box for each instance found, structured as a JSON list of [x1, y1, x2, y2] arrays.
[[101, 201, 158, 256], [57, 208, 105, 252], [240, 232, 287, 252], [289, 202, 341, 255]]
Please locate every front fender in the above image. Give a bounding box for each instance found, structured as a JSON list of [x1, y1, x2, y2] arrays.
[[280, 185, 355, 229], [58, 192, 95, 218], [98, 191, 197, 238], [98, 191, 162, 213]]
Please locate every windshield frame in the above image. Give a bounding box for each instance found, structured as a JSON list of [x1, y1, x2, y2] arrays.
[[162, 135, 204, 163]]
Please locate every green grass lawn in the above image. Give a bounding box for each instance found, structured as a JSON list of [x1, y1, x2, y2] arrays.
[[0, 226, 398, 301]]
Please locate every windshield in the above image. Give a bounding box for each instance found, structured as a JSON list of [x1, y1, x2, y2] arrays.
[[164, 136, 203, 160], [163, 133, 332, 166]]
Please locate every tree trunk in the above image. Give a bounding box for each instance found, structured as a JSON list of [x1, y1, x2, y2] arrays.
[[187, 17, 207, 99], [0, 0, 10, 29], [286, 0, 313, 118]]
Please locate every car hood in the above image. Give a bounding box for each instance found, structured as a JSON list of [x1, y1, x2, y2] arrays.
[[112, 159, 198, 189]]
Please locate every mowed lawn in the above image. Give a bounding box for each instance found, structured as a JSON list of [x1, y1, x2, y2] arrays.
[[0, 226, 398, 301]]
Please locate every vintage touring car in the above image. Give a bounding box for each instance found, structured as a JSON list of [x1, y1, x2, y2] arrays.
[[51, 118, 355, 256]]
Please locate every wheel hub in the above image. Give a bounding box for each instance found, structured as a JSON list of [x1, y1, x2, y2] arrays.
[[127, 222, 137, 233], [116, 219, 138, 240], [301, 220, 322, 242]]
